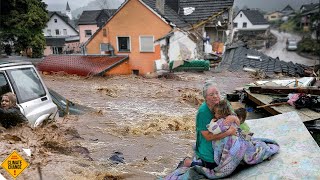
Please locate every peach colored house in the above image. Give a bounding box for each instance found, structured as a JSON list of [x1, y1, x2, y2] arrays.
[[83, 0, 234, 75], [83, 0, 189, 75]]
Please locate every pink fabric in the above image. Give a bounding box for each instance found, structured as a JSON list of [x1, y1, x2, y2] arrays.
[[287, 93, 302, 107]]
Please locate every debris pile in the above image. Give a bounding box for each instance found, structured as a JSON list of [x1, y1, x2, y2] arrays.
[[220, 43, 313, 77], [178, 88, 204, 106]]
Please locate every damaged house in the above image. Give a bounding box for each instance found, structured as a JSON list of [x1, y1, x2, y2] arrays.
[[40, 0, 234, 76], [81, 0, 234, 75]]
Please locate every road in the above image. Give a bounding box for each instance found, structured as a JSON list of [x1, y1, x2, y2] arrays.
[[261, 29, 318, 66]]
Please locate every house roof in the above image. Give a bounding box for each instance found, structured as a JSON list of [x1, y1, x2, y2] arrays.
[[301, 6, 320, 16], [178, 0, 234, 25], [78, 9, 117, 25], [78, 10, 101, 25], [241, 9, 268, 25], [141, 0, 189, 28], [48, 11, 78, 32], [219, 43, 310, 77], [45, 37, 66, 47], [48, 11, 69, 22], [281, 4, 294, 12], [37, 55, 129, 76], [300, 3, 319, 12]]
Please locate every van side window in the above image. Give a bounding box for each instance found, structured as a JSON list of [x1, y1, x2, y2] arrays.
[[0, 73, 11, 96], [7, 68, 46, 103]]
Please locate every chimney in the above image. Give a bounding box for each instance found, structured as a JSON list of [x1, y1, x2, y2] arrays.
[[156, 0, 165, 15]]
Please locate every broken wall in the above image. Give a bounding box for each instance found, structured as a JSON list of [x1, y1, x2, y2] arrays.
[[167, 30, 198, 61]]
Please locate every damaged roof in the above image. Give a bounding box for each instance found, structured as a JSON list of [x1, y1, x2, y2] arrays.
[[179, 0, 234, 25], [37, 55, 128, 76], [300, 3, 320, 13], [219, 43, 310, 77], [141, 0, 189, 28], [240, 9, 268, 25]]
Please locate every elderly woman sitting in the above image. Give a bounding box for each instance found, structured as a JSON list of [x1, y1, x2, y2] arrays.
[[0, 92, 27, 129]]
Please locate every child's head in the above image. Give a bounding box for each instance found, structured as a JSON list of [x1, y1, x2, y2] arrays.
[[213, 99, 232, 119], [1, 92, 17, 110], [235, 108, 247, 124]]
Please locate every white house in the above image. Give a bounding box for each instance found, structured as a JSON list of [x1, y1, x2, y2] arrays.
[[43, 11, 78, 37], [43, 1, 81, 56], [233, 9, 269, 31]]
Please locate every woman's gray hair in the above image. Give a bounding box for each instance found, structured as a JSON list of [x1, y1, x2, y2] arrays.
[[202, 81, 217, 98]]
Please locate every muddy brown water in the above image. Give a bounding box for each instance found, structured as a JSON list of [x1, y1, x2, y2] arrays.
[[0, 71, 255, 179]]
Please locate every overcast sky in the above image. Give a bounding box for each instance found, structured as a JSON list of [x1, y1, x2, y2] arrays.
[[43, 0, 319, 12], [43, 0, 96, 11], [234, 0, 319, 11]]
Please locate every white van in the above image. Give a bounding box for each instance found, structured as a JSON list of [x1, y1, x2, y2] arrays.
[[0, 61, 58, 127]]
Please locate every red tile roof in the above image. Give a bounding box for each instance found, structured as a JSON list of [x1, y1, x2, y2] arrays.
[[38, 55, 129, 76]]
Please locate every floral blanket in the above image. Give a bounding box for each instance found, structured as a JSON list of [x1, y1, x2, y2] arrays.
[[164, 122, 280, 179]]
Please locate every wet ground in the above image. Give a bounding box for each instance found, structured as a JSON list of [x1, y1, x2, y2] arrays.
[[0, 71, 256, 179], [261, 29, 318, 66]]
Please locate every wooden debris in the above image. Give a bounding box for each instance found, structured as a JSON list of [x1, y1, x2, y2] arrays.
[[249, 86, 320, 95], [257, 102, 288, 108]]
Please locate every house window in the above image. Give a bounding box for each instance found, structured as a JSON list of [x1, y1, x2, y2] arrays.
[[54, 19, 57, 23], [271, 15, 276, 19], [85, 30, 92, 37], [240, 14, 242, 18], [139, 36, 154, 52], [47, 29, 51, 36], [100, 43, 113, 52], [55, 29, 59, 35], [103, 29, 107, 37], [117, 37, 130, 52], [233, 23, 238, 28], [63, 29, 67, 35], [243, 22, 247, 28]]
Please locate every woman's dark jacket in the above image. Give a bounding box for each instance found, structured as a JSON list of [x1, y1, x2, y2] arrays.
[[0, 106, 28, 128]]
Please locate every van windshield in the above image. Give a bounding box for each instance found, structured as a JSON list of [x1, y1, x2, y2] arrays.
[[7, 67, 46, 103]]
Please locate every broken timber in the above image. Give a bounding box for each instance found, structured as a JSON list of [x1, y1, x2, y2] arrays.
[[249, 86, 320, 95], [245, 89, 320, 122]]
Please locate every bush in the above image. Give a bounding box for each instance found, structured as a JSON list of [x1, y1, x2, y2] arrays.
[[298, 37, 320, 55]]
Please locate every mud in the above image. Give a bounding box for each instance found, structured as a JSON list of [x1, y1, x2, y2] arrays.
[[0, 70, 255, 179]]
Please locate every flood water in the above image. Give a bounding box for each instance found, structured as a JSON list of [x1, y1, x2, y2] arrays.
[[0, 71, 270, 179]]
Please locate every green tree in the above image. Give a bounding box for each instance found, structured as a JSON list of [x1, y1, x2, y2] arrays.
[[0, 0, 48, 57]]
